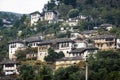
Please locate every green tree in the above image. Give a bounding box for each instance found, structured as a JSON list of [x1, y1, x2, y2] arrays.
[[61, 0, 77, 7], [19, 64, 36, 80], [37, 65, 53, 80], [109, 27, 120, 36], [15, 50, 26, 61], [68, 9, 79, 18], [0, 18, 3, 27], [15, 48, 37, 61], [105, 71, 120, 80], [88, 50, 120, 80], [58, 4, 73, 19], [44, 48, 65, 62], [53, 65, 83, 80]]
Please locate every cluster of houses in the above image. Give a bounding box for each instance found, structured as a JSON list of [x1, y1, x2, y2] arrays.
[[0, 10, 116, 76], [1, 29, 120, 75], [30, 10, 86, 30], [30, 10, 58, 26]]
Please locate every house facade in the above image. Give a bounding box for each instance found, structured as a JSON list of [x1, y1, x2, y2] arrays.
[[65, 18, 79, 27], [80, 30, 98, 38], [9, 39, 25, 60], [44, 10, 58, 23], [0, 60, 19, 75], [30, 11, 43, 26], [37, 38, 74, 61], [73, 39, 87, 49], [25, 36, 43, 48], [100, 24, 113, 31], [94, 35, 116, 50], [69, 47, 98, 59], [55, 56, 84, 69], [37, 41, 51, 62]]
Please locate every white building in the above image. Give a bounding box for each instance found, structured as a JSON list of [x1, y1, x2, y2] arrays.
[[37, 38, 74, 61], [69, 46, 98, 59], [25, 36, 43, 48], [1, 60, 19, 75], [44, 10, 58, 23], [30, 11, 43, 26], [100, 24, 113, 31], [52, 38, 74, 57], [9, 39, 25, 60], [73, 39, 87, 49], [65, 18, 79, 27], [80, 30, 98, 38]]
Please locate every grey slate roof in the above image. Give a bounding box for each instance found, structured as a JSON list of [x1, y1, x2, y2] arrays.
[[100, 24, 113, 27], [38, 38, 73, 45], [80, 30, 97, 34], [50, 38, 73, 43], [0, 59, 18, 65], [94, 34, 115, 39], [70, 48, 86, 53], [70, 46, 98, 54], [9, 39, 24, 44], [56, 56, 83, 61], [25, 36, 42, 42]]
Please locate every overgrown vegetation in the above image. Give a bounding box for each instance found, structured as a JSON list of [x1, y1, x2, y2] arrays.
[[18, 50, 120, 80]]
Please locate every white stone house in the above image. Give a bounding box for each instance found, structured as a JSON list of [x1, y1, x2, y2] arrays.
[[100, 24, 113, 31], [37, 41, 51, 62], [73, 39, 88, 49], [61, 18, 79, 32], [80, 30, 98, 38], [0, 60, 19, 75], [9, 39, 25, 60], [65, 18, 79, 27], [69, 46, 98, 59], [25, 36, 43, 48], [30, 11, 43, 26], [52, 38, 74, 57], [37, 38, 74, 61], [44, 10, 58, 23], [94, 34, 116, 50]]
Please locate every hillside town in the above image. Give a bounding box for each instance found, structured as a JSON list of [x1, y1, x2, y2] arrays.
[[0, 0, 120, 80]]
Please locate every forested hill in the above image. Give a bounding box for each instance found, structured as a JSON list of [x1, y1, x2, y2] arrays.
[[0, 11, 22, 27], [0, 11, 22, 20], [46, 0, 120, 26]]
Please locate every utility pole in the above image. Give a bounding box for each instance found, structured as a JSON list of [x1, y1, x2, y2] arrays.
[[85, 56, 88, 80], [86, 62, 88, 80]]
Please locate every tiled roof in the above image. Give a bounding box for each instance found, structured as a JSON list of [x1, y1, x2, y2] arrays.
[[94, 34, 115, 39], [9, 39, 24, 44], [70, 48, 86, 53], [70, 46, 98, 53], [25, 36, 42, 42], [30, 11, 41, 15], [56, 56, 83, 61], [80, 30, 97, 34], [51, 38, 73, 43], [38, 38, 73, 45], [100, 24, 113, 27], [0, 59, 18, 65]]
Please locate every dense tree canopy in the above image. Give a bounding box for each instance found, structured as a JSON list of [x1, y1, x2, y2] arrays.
[[68, 9, 79, 18], [44, 48, 65, 62], [88, 50, 120, 80]]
